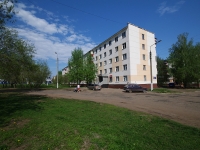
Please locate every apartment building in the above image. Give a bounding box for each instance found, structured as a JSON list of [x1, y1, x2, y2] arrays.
[[90, 23, 157, 88], [62, 66, 69, 75]]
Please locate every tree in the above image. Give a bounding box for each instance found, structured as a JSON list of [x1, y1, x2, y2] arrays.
[[0, 1, 51, 88], [58, 71, 63, 84], [0, 0, 17, 27], [0, 28, 51, 88], [83, 53, 97, 84], [168, 33, 194, 88], [189, 43, 200, 88], [0, 28, 35, 87], [62, 74, 68, 84], [26, 60, 51, 88], [67, 48, 84, 84], [157, 56, 169, 86]]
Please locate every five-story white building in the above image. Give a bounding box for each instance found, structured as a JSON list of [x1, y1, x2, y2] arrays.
[[90, 23, 157, 88]]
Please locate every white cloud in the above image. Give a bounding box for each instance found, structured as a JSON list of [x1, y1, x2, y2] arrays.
[[15, 28, 96, 63], [66, 34, 91, 43], [157, 1, 185, 16], [14, 2, 96, 74], [17, 3, 26, 9], [16, 3, 72, 35], [16, 8, 58, 34]]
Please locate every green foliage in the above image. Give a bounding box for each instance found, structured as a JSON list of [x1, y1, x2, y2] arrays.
[[84, 53, 97, 84], [0, 28, 51, 88], [67, 49, 97, 85], [0, 28, 35, 86], [191, 43, 200, 87], [0, 0, 17, 27], [157, 56, 169, 86], [1, 92, 200, 149], [67, 48, 84, 84], [168, 33, 200, 87], [54, 71, 68, 85], [26, 60, 51, 88], [0, 0, 51, 88]]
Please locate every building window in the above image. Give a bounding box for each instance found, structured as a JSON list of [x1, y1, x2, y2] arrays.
[[143, 54, 145, 60], [109, 68, 112, 73], [99, 47, 101, 51], [144, 75, 146, 81], [142, 44, 145, 50], [104, 69, 107, 74], [115, 46, 118, 52], [95, 56, 98, 61], [109, 58, 112, 64], [100, 62, 102, 67], [99, 54, 102, 59], [104, 44, 106, 49], [122, 53, 127, 60], [109, 49, 112, 55], [104, 52, 106, 58], [104, 60, 107, 65], [95, 49, 97, 54], [116, 76, 119, 82], [100, 70, 102, 74], [109, 40, 112, 46], [115, 36, 118, 42], [116, 66, 119, 72], [142, 34, 145, 40], [143, 65, 146, 70], [123, 76, 128, 81], [96, 63, 98, 67], [109, 77, 112, 82], [122, 43, 126, 49], [115, 56, 119, 62], [123, 64, 127, 70], [122, 32, 126, 38]]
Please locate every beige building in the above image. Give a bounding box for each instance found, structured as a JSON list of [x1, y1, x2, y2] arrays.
[[89, 23, 158, 88]]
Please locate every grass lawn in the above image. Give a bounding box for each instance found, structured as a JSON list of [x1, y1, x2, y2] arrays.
[[0, 91, 200, 150]]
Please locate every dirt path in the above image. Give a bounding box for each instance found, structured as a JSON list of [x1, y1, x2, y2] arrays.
[[27, 88, 200, 129]]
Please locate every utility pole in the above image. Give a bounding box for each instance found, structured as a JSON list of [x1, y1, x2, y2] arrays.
[[55, 52, 58, 89], [150, 39, 161, 91]]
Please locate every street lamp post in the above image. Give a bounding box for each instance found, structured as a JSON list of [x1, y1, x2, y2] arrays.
[[55, 52, 58, 89], [150, 40, 161, 91]]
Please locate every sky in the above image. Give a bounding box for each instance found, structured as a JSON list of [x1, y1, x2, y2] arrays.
[[9, 0, 200, 77]]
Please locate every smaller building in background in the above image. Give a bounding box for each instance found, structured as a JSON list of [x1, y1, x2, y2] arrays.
[[62, 66, 69, 75]]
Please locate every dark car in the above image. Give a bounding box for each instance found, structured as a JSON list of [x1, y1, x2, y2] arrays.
[[168, 82, 175, 88], [124, 84, 147, 93], [87, 83, 101, 90]]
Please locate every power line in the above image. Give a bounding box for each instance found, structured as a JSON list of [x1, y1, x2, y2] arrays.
[[25, 0, 125, 25], [48, 0, 124, 25]]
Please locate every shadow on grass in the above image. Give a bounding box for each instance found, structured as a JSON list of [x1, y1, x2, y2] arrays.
[[0, 91, 47, 127]]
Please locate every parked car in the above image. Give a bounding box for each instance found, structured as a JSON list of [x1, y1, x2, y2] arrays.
[[168, 82, 175, 88], [87, 83, 101, 90], [124, 84, 147, 93]]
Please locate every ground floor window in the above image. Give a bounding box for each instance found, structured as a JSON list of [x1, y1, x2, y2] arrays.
[[144, 75, 146, 81], [116, 76, 119, 82], [123, 76, 128, 81]]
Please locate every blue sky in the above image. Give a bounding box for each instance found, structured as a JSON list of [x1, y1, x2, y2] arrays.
[[10, 0, 200, 77]]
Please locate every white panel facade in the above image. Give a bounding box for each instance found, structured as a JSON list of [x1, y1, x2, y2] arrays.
[[128, 24, 140, 75], [87, 23, 157, 87], [147, 32, 157, 84], [61, 23, 158, 88]]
